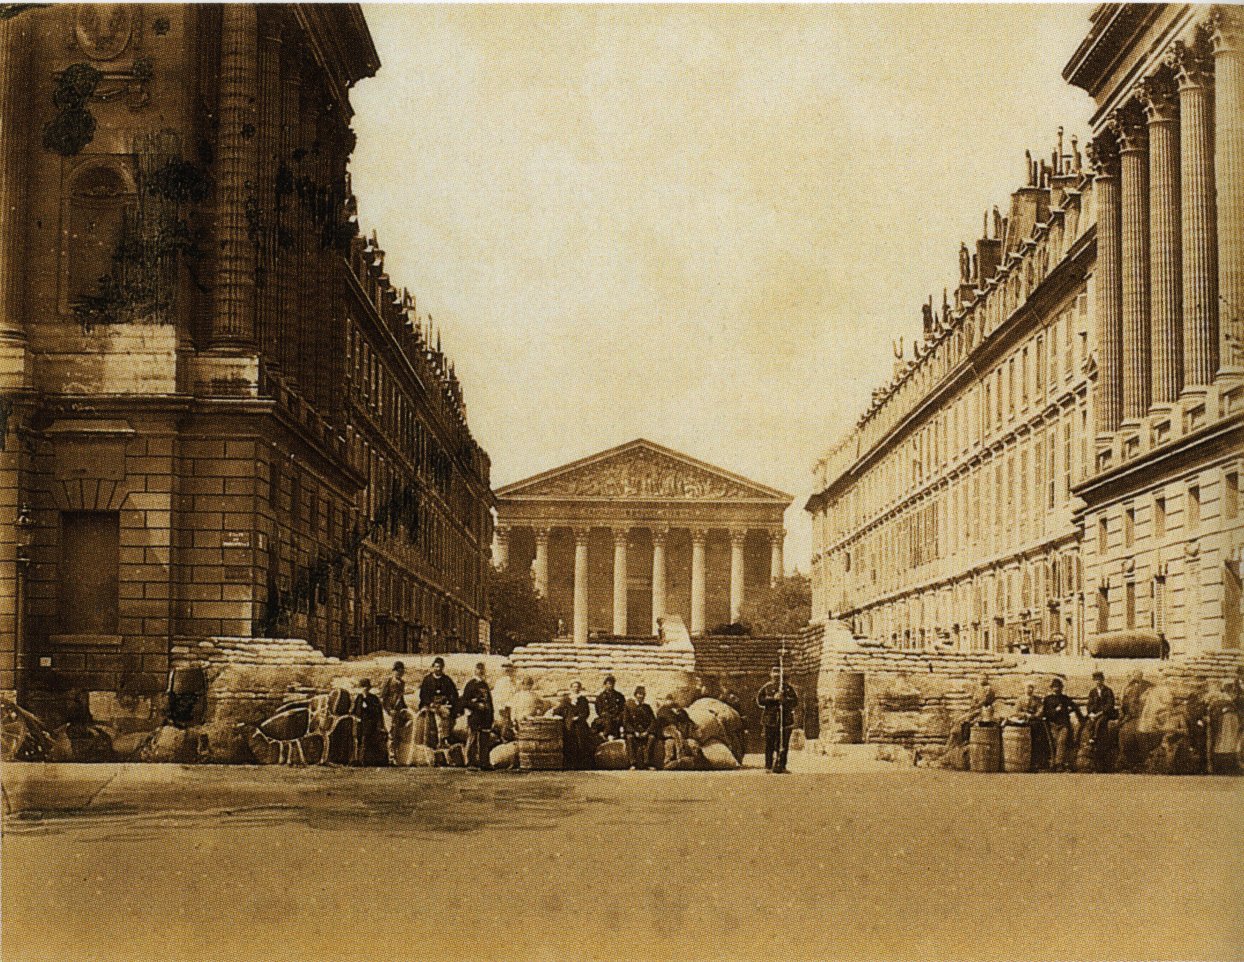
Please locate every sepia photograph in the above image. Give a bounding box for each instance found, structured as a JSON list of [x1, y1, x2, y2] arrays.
[[0, 2, 1242, 961]]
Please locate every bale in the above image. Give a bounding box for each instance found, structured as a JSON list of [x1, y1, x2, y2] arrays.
[[490, 742, 520, 770], [247, 729, 281, 765], [324, 715, 357, 765], [594, 739, 629, 770], [700, 739, 740, 770], [686, 698, 745, 761]]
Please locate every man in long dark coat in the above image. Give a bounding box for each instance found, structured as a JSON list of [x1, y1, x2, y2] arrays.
[[1041, 677, 1082, 772], [460, 662, 494, 770], [756, 667, 799, 773], [352, 679, 388, 766], [419, 656, 460, 748]]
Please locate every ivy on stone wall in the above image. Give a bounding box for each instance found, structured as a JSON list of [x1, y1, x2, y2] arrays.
[[43, 63, 101, 157]]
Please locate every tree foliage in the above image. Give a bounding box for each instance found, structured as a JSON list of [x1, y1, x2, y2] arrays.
[[485, 564, 558, 656], [738, 572, 812, 636]]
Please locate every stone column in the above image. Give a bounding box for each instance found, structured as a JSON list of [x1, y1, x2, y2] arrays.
[[651, 527, 667, 636], [532, 527, 550, 597], [211, 4, 259, 351], [690, 528, 707, 636], [493, 525, 510, 570], [1213, 7, 1244, 373], [573, 527, 590, 646], [612, 527, 628, 636], [0, 11, 30, 389], [1171, 39, 1220, 389], [1141, 71, 1183, 406], [729, 529, 747, 623], [1092, 133, 1124, 433], [769, 529, 785, 585], [1117, 109, 1152, 421]]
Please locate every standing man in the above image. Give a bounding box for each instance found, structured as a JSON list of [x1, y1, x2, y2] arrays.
[[352, 679, 388, 767], [756, 666, 799, 774], [622, 686, 657, 770], [419, 656, 460, 748], [1040, 677, 1082, 772], [380, 661, 408, 762], [593, 674, 626, 741], [460, 662, 494, 770]]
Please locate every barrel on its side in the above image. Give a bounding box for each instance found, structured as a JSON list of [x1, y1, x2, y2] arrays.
[[968, 722, 1002, 773], [833, 672, 866, 712], [1001, 723, 1032, 773], [517, 717, 564, 770]]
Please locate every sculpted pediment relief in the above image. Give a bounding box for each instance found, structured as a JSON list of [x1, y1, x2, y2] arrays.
[[501, 442, 787, 502]]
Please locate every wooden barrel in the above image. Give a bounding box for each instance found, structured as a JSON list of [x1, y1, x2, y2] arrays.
[[832, 709, 863, 745], [834, 672, 866, 712], [1002, 723, 1032, 772], [969, 722, 1002, 773], [169, 666, 206, 695], [517, 716, 564, 770]]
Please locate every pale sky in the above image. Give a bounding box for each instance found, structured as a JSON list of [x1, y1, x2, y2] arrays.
[[349, 4, 1097, 570]]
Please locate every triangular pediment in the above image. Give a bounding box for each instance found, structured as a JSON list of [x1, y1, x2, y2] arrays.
[[496, 440, 791, 503]]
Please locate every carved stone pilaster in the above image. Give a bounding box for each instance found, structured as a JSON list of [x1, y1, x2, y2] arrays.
[[0, 13, 31, 389], [210, 4, 259, 352]]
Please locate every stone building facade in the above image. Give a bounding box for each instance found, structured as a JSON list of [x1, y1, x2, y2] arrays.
[[807, 4, 1243, 657], [495, 440, 790, 644], [0, 4, 493, 706]]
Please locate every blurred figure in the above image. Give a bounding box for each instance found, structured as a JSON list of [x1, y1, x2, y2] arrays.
[[460, 662, 495, 770]]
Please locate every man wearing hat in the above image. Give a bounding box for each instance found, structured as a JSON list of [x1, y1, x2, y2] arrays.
[[1084, 670, 1117, 772], [352, 678, 388, 766], [1040, 677, 1083, 772], [622, 686, 657, 770], [593, 674, 626, 741], [419, 656, 461, 749], [380, 661, 410, 764], [756, 666, 800, 773], [461, 662, 495, 770]]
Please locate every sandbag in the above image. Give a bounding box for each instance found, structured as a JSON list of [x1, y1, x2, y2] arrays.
[[328, 688, 353, 716], [594, 739, 630, 770], [1, 700, 58, 762], [137, 724, 199, 764], [700, 739, 740, 770], [247, 728, 281, 764], [59, 724, 115, 763], [490, 742, 520, 770], [1086, 630, 1163, 659], [1138, 684, 1178, 735]]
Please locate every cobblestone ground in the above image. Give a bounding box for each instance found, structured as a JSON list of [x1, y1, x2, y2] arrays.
[[3, 761, 1241, 962]]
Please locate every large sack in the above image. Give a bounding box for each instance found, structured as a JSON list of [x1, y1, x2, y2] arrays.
[[58, 724, 115, 763], [699, 739, 740, 770], [136, 725, 199, 764], [1138, 684, 1178, 735], [247, 728, 281, 764], [594, 739, 630, 770], [686, 698, 745, 762], [490, 742, 520, 770], [1087, 630, 1163, 659]]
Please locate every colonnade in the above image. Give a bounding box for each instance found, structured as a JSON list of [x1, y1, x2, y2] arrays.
[[495, 524, 785, 644], [1093, 10, 1244, 437]]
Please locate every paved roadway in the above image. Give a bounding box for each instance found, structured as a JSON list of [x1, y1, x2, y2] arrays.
[[2, 761, 1241, 962]]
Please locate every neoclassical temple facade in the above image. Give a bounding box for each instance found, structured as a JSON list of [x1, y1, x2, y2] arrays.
[[495, 440, 791, 643], [808, 4, 1243, 656]]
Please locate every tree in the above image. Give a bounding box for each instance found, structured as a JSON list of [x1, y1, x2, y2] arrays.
[[738, 572, 812, 636], [485, 564, 559, 656]]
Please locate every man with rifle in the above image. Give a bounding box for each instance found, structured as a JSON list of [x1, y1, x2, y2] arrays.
[[756, 663, 799, 773]]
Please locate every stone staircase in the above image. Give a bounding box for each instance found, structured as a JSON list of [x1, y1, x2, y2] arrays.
[[507, 639, 696, 675]]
